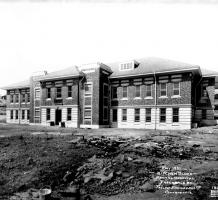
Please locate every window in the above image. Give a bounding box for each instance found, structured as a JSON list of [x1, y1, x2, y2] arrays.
[[112, 109, 117, 122], [160, 83, 167, 96], [56, 87, 62, 98], [120, 62, 133, 71], [85, 84, 92, 94], [10, 95, 13, 103], [84, 108, 92, 125], [104, 108, 108, 120], [145, 108, 151, 122], [135, 85, 141, 97], [112, 87, 117, 99], [67, 108, 72, 121], [122, 109, 127, 122], [122, 86, 128, 98], [15, 110, 18, 119], [146, 85, 152, 97], [173, 108, 179, 123], [22, 94, 25, 102], [22, 110, 25, 120], [103, 84, 109, 121], [84, 83, 92, 125], [202, 109, 207, 119], [202, 86, 207, 97], [27, 110, 30, 120], [173, 82, 180, 96], [15, 94, 19, 103], [47, 88, 51, 98], [10, 110, 13, 119], [35, 88, 40, 99], [68, 86, 72, 98], [135, 108, 140, 122], [160, 108, 166, 123], [35, 109, 40, 118], [46, 109, 50, 121], [27, 94, 30, 102]]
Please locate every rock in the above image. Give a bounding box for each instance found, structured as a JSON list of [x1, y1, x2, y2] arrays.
[[122, 171, 131, 178], [202, 147, 211, 153], [63, 171, 72, 182], [133, 142, 158, 149], [139, 182, 155, 192], [127, 156, 133, 161]]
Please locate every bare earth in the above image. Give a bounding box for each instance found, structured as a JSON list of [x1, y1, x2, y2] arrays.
[[0, 124, 218, 200]]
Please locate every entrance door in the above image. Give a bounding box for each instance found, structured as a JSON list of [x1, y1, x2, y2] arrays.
[[55, 109, 62, 125]]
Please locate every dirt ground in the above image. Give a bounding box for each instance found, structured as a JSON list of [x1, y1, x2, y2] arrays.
[[0, 124, 218, 200]]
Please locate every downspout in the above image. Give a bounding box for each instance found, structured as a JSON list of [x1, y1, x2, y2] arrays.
[[19, 89, 21, 125], [154, 72, 157, 130]]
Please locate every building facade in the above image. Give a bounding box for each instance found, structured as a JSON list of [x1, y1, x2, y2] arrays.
[[2, 57, 218, 129]]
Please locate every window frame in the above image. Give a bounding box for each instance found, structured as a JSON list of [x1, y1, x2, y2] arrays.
[[173, 82, 180, 96], [134, 108, 140, 122], [172, 108, 179, 123], [160, 83, 167, 97], [15, 110, 18, 120], [135, 85, 141, 98], [10, 95, 13, 103], [122, 86, 128, 98], [15, 94, 19, 103], [202, 109, 207, 119], [160, 108, 166, 123], [47, 88, 51, 99], [35, 88, 40, 99], [112, 109, 117, 122], [145, 108, 151, 123], [67, 108, 72, 121], [68, 86, 72, 98], [10, 110, 13, 119], [27, 110, 30, 120], [122, 109, 127, 122], [145, 84, 152, 97], [46, 108, 51, 121], [111, 87, 118, 99], [56, 87, 62, 98]]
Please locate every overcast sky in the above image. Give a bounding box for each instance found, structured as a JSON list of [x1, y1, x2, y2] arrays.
[[0, 1, 218, 95]]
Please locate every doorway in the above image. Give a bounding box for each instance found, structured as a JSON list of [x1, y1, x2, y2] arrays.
[[55, 109, 62, 125]]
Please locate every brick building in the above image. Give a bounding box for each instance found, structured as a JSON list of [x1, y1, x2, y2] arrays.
[[2, 57, 218, 129]]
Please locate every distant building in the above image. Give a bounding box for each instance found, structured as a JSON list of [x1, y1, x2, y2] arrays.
[[1, 57, 218, 129]]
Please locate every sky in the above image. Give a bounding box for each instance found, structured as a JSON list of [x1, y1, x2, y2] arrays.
[[0, 1, 218, 95]]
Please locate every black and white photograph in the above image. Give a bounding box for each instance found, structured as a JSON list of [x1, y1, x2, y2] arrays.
[[0, 0, 218, 199]]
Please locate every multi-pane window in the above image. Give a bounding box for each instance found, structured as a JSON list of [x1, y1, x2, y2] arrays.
[[84, 108, 91, 125], [146, 85, 152, 97], [22, 110, 25, 120], [112, 109, 117, 122], [56, 87, 62, 98], [35, 88, 40, 99], [172, 108, 179, 123], [22, 94, 25, 102], [160, 108, 166, 123], [10, 95, 13, 103], [202, 109, 207, 119], [10, 110, 13, 119], [15, 94, 19, 103], [112, 87, 117, 99], [67, 108, 72, 121], [15, 110, 18, 119], [47, 88, 51, 98], [120, 62, 133, 71], [27, 94, 30, 102], [103, 84, 109, 121], [46, 109, 50, 121], [122, 109, 127, 122], [145, 108, 151, 122], [173, 82, 180, 96], [68, 86, 72, 98], [122, 86, 128, 98], [27, 110, 30, 120], [160, 83, 167, 96], [134, 108, 140, 122], [202, 86, 207, 97], [84, 83, 92, 125], [135, 85, 141, 97]]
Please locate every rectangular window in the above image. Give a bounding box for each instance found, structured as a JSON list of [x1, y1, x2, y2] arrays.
[[202, 86, 207, 97], [145, 108, 151, 122], [160, 83, 167, 96], [10, 95, 13, 103], [112, 109, 117, 122], [10, 110, 13, 119], [68, 86, 72, 98], [172, 108, 179, 123], [35, 109, 40, 117], [27, 110, 30, 120], [160, 108, 166, 123], [146, 85, 152, 97], [173, 82, 180, 96], [120, 62, 133, 71], [22, 94, 25, 102], [27, 94, 30, 102], [22, 110, 25, 120], [84, 83, 92, 125], [15, 110, 18, 119], [85, 84, 92, 94], [122, 109, 127, 122], [112, 87, 117, 99], [135, 108, 140, 122], [84, 107, 92, 125], [56, 87, 62, 98], [47, 88, 51, 98], [104, 84, 109, 97], [35, 88, 40, 99], [15, 94, 19, 103], [202, 109, 207, 119], [122, 86, 128, 98], [46, 108, 50, 121], [135, 85, 141, 97], [67, 108, 72, 121]]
